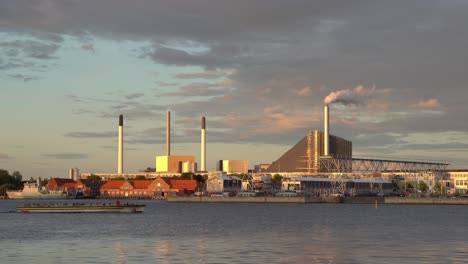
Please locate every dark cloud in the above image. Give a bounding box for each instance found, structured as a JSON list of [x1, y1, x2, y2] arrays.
[[124, 93, 145, 100], [8, 73, 39, 82], [3, 0, 468, 158], [0, 40, 60, 60], [64, 131, 117, 138], [174, 71, 227, 79], [159, 81, 233, 97], [42, 153, 88, 159]]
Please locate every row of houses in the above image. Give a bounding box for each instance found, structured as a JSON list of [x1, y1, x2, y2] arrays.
[[47, 177, 200, 199]]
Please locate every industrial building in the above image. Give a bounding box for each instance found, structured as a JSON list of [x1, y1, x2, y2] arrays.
[[281, 177, 393, 196], [156, 155, 196, 173], [266, 130, 352, 173], [218, 160, 249, 174]]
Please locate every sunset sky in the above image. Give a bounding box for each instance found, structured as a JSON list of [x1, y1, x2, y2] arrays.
[[1, 1, 468, 178]]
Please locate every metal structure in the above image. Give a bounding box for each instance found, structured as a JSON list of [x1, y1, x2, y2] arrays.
[[320, 157, 449, 174]]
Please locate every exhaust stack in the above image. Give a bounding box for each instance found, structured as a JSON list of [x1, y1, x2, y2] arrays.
[[324, 105, 329, 156], [118, 114, 123, 174], [201, 117, 206, 171], [166, 111, 171, 156]]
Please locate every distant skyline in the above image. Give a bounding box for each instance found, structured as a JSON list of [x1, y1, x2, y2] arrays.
[[1, 1, 468, 178]]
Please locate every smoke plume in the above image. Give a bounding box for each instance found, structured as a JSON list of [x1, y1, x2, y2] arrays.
[[324, 86, 391, 105]]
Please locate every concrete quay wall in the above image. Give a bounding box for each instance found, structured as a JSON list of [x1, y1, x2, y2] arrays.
[[385, 197, 468, 205], [167, 196, 341, 203]]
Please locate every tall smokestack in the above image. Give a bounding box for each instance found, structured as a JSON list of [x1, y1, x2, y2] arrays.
[[166, 111, 170, 156], [118, 114, 123, 174], [201, 117, 206, 171], [324, 105, 329, 156]]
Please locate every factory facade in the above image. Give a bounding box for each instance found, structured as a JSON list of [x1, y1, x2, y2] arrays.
[[218, 160, 249, 174]]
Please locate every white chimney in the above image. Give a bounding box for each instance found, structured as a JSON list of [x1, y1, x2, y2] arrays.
[[118, 115, 123, 174], [201, 117, 206, 171], [324, 105, 329, 156]]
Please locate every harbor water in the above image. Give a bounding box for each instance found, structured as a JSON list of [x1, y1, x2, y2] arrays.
[[0, 199, 467, 263]]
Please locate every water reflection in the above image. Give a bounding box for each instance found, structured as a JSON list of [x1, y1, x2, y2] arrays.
[[154, 239, 172, 264], [114, 242, 127, 264]]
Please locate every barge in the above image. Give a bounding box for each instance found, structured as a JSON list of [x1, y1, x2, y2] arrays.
[[16, 203, 146, 213]]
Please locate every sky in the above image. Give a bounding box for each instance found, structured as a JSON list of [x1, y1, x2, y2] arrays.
[[1, 0, 468, 179]]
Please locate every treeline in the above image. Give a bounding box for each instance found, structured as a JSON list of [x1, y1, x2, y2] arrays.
[[0, 169, 23, 195]]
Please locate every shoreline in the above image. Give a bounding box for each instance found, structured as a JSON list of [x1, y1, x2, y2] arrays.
[[167, 196, 468, 205]]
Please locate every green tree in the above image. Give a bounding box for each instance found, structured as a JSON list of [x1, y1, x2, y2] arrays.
[[391, 180, 400, 191], [180, 172, 194, 179], [135, 175, 146, 180], [0, 183, 18, 196], [272, 174, 283, 183], [434, 182, 442, 193], [112, 177, 126, 180], [87, 174, 102, 181], [418, 180, 429, 193], [193, 174, 205, 183], [405, 182, 414, 192]]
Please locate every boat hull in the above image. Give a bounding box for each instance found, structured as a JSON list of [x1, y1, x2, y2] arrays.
[[7, 191, 68, 199], [16, 205, 146, 213]]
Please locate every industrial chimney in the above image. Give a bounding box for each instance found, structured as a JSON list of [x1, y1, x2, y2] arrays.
[[201, 117, 206, 171], [118, 114, 123, 174], [324, 105, 329, 157], [166, 111, 171, 156]]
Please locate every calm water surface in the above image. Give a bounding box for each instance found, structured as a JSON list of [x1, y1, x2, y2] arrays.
[[0, 200, 467, 264]]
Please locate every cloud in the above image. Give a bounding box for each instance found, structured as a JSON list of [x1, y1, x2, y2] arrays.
[[42, 153, 88, 159], [157, 81, 178, 87], [159, 80, 235, 97], [81, 44, 94, 51], [124, 93, 145, 100], [64, 131, 117, 138], [290, 86, 312, 96], [173, 71, 228, 79], [8, 73, 39, 82], [413, 98, 441, 109], [0, 40, 60, 60]]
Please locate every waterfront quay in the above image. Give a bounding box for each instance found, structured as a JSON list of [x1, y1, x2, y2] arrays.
[[168, 196, 468, 205]]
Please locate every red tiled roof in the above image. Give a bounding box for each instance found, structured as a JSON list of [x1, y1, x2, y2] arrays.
[[101, 180, 126, 189], [62, 182, 76, 188], [130, 180, 154, 189], [170, 179, 198, 191], [48, 178, 76, 189]]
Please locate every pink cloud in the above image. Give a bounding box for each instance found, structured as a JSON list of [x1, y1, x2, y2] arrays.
[[249, 106, 320, 135], [290, 86, 312, 96], [413, 98, 441, 109]]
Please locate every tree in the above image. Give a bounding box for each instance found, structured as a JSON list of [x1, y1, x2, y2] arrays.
[[87, 174, 102, 181], [434, 182, 442, 193], [391, 180, 400, 191], [135, 175, 146, 180], [0, 183, 18, 196], [180, 172, 194, 179], [12, 171, 22, 182], [405, 182, 414, 192], [193, 174, 205, 183], [418, 180, 429, 193], [272, 174, 283, 184]]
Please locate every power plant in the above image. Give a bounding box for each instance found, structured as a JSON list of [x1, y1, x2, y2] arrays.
[[81, 100, 447, 180], [266, 104, 352, 173]]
